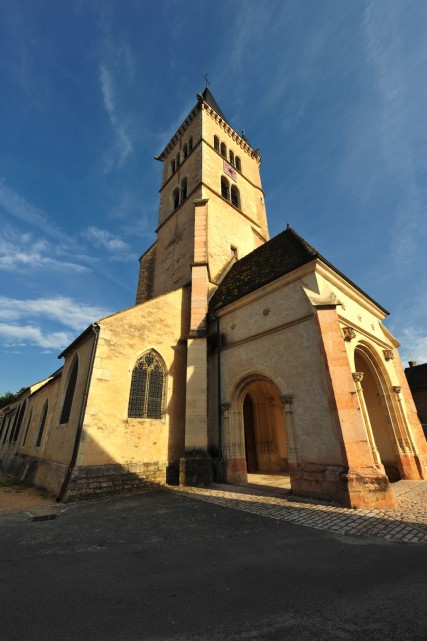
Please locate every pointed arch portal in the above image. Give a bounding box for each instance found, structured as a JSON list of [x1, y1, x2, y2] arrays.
[[354, 346, 401, 481]]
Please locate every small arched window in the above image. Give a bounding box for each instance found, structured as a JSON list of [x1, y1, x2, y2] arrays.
[[60, 357, 78, 424], [170, 159, 176, 175], [231, 185, 241, 209], [173, 188, 180, 210], [35, 401, 48, 448], [214, 136, 219, 152], [128, 351, 166, 419], [229, 151, 235, 166], [220, 142, 227, 158], [221, 177, 230, 200], [235, 156, 241, 172], [183, 144, 188, 158], [176, 153, 180, 167], [188, 137, 193, 152], [180, 177, 187, 203]]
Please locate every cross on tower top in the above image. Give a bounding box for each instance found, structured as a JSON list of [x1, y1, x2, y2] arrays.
[[203, 73, 210, 88]]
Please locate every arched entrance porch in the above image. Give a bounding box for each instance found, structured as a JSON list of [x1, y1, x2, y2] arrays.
[[353, 344, 423, 481], [222, 373, 295, 490], [243, 380, 288, 474]]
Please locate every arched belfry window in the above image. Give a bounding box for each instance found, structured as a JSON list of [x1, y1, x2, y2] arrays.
[[220, 142, 227, 158], [221, 176, 230, 200], [229, 150, 235, 166], [231, 185, 241, 209], [172, 187, 180, 210], [188, 137, 193, 152], [128, 351, 166, 419], [235, 156, 241, 172], [180, 177, 188, 202], [183, 144, 188, 158], [60, 357, 79, 424], [214, 136, 219, 152]]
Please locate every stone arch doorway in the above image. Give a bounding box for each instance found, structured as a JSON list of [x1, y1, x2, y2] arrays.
[[354, 346, 401, 481], [242, 380, 288, 474]]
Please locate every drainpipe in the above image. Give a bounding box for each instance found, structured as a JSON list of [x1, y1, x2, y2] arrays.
[[216, 315, 222, 466], [57, 323, 100, 502]]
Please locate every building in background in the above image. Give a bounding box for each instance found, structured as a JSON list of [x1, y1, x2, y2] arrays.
[[405, 362, 427, 437], [1, 89, 426, 508]]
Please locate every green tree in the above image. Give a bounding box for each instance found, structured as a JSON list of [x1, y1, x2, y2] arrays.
[[0, 388, 26, 410]]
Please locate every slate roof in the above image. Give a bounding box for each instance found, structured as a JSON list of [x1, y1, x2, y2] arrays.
[[201, 87, 230, 125], [405, 363, 427, 389], [209, 226, 388, 314]]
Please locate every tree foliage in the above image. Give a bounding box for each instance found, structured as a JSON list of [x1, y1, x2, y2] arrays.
[[0, 389, 26, 410]]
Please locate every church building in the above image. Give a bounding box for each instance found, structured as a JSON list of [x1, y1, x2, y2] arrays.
[[1, 88, 426, 508]]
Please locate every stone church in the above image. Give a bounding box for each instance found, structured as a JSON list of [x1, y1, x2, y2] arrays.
[[1, 88, 426, 508]]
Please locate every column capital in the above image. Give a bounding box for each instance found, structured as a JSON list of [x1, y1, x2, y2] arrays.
[[392, 386, 401, 394], [343, 326, 356, 342], [352, 372, 364, 383]]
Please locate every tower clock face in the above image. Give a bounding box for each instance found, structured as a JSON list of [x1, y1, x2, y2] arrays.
[[224, 160, 237, 181]]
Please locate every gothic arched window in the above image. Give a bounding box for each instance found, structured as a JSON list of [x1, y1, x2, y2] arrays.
[[128, 351, 166, 419], [235, 156, 241, 172], [35, 401, 48, 448], [214, 136, 219, 152], [221, 177, 230, 200], [231, 185, 241, 209], [220, 142, 227, 158], [60, 357, 79, 424], [22, 408, 32, 447], [12, 401, 27, 442]]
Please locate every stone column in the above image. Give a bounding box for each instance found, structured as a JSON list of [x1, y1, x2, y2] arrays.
[[280, 395, 297, 468], [221, 402, 246, 484], [351, 372, 383, 469], [391, 386, 424, 479]]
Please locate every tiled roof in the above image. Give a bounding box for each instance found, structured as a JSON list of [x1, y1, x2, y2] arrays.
[[209, 226, 388, 314]]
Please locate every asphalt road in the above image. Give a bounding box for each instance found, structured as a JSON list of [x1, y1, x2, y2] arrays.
[[0, 490, 426, 641]]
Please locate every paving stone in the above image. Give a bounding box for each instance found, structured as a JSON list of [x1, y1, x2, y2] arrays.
[[169, 480, 427, 544]]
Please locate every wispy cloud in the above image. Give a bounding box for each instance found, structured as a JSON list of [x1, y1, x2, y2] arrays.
[[362, 0, 427, 269], [0, 325, 71, 350], [0, 230, 87, 273], [99, 63, 133, 171], [0, 296, 112, 332], [0, 295, 113, 351], [0, 180, 66, 241], [86, 225, 129, 252]]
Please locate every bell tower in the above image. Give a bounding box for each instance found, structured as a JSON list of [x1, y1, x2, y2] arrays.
[[135, 88, 269, 484], [135, 88, 269, 305]]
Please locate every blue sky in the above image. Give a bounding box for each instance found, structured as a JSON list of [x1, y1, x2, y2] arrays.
[[1, 0, 426, 394]]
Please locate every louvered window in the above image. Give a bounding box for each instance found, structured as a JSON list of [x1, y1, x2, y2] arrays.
[[221, 177, 229, 200], [128, 351, 166, 419], [231, 185, 240, 209]]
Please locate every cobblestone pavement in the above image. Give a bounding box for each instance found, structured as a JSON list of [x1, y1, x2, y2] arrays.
[[170, 480, 427, 544]]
